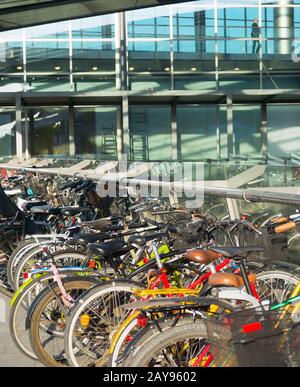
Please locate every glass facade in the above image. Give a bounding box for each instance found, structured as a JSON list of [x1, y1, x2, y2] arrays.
[[0, 108, 16, 158], [74, 107, 118, 160], [0, 1, 299, 92], [0, 1, 300, 162]]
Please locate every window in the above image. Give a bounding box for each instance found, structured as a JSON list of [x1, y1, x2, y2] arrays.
[[130, 106, 172, 161], [74, 107, 118, 160]]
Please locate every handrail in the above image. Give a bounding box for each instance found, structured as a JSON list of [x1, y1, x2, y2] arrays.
[[2, 162, 300, 206]]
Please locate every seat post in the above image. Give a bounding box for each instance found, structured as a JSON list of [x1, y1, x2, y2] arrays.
[[236, 258, 252, 295]]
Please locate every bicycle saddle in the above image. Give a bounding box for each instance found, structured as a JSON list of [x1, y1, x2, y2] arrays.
[[184, 249, 221, 265], [208, 272, 257, 288], [73, 232, 109, 245], [30, 205, 61, 216], [128, 232, 167, 246], [61, 207, 90, 216], [210, 246, 264, 259], [87, 239, 131, 257], [23, 201, 48, 211]]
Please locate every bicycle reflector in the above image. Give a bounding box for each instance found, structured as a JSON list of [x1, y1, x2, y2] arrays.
[[242, 321, 262, 334], [89, 259, 96, 269], [80, 314, 90, 328]]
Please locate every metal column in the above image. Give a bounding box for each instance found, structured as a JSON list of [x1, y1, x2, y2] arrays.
[[227, 93, 234, 159], [15, 94, 22, 160], [69, 105, 75, 157], [171, 103, 178, 161], [261, 102, 268, 156], [24, 110, 30, 160], [274, 0, 294, 54], [122, 96, 130, 158]]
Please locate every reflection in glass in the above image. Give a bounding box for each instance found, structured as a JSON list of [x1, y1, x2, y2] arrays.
[[72, 15, 115, 38], [26, 76, 71, 92], [28, 107, 69, 157], [129, 106, 172, 161], [233, 105, 261, 157], [74, 107, 118, 160], [72, 41, 115, 72], [0, 76, 24, 92], [0, 42, 23, 73], [128, 40, 171, 90], [25, 21, 69, 39], [177, 105, 227, 160], [0, 108, 16, 158], [268, 105, 300, 158], [26, 41, 69, 72], [73, 76, 115, 91]]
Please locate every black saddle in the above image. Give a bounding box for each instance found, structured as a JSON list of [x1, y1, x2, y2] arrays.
[[87, 240, 131, 257], [61, 207, 90, 216], [128, 232, 167, 246], [73, 232, 109, 245], [23, 201, 48, 211], [30, 205, 61, 216], [210, 246, 264, 259]]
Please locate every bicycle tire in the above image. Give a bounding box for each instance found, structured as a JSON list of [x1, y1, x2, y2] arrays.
[[64, 279, 144, 367], [29, 277, 99, 367], [127, 320, 230, 367]]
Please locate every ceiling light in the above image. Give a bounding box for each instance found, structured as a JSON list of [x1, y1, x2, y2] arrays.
[[16, 66, 23, 71], [129, 67, 135, 71], [269, 67, 273, 70], [54, 66, 61, 71], [191, 67, 197, 71], [92, 66, 98, 71], [234, 67, 240, 71], [164, 67, 170, 72]]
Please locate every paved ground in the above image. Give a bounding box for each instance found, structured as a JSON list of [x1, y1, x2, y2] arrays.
[[0, 294, 41, 367]]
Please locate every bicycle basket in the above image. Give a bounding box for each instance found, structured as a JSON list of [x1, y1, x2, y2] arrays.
[[220, 308, 300, 367]]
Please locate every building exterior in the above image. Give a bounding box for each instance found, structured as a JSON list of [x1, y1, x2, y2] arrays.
[[0, 0, 300, 164]]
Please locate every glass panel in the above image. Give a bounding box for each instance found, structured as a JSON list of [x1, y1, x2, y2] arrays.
[[177, 105, 218, 160], [26, 76, 70, 92], [74, 107, 118, 160], [72, 15, 115, 38], [72, 41, 115, 73], [28, 107, 69, 157], [0, 108, 16, 159], [25, 21, 69, 39], [26, 41, 69, 73], [233, 105, 262, 157], [0, 42, 23, 73], [0, 76, 24, 92], [129, 106, 172, 161], [128, 40, 171, 91], [127, 7, 170, 39], [73, 75, 115, 92], [268, 104, 300, 158]]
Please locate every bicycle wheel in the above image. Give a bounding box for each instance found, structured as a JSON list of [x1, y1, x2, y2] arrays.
[[29, 277, 99, 367], [109, 313, 208, 367], [0, 229, 22, 295], [127, 320, 231, 367], [246, 271, 299, 304], [9, 271, 82, 361], [64, 279, 144, 367]]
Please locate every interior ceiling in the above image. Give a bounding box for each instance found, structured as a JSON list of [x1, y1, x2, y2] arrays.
[[0, 0, 190, 31]]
